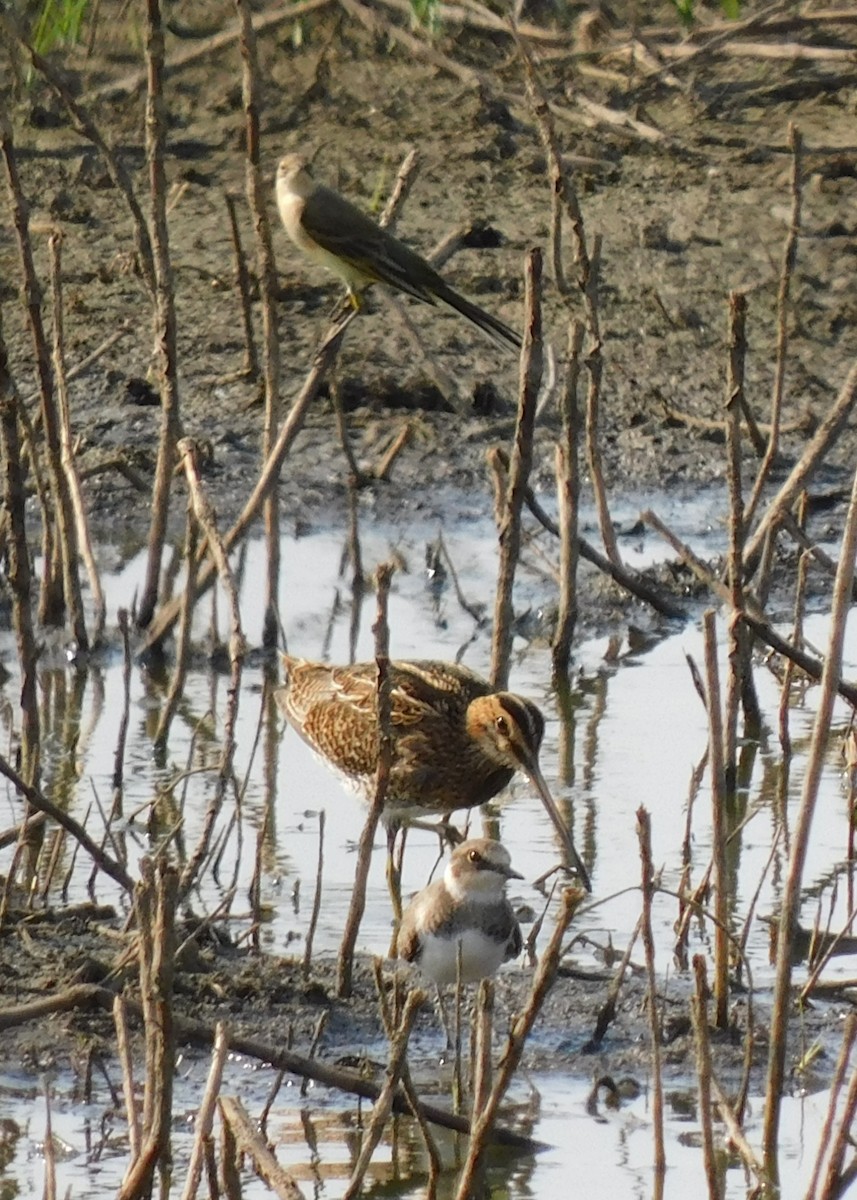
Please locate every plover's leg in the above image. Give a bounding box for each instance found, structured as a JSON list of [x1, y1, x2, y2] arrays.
[[434, 984, 454, 1052]]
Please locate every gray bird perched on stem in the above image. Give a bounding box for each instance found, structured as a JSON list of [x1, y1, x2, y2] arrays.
[[275, 153, 522, 352]]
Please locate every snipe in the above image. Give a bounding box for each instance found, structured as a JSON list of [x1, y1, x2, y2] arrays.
[[274, 655, 590, 892]]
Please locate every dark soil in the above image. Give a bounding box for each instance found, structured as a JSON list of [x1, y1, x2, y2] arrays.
[[1, 0, 856, 1093]]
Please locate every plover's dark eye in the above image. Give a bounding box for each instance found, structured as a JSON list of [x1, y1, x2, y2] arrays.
[[468, 849, 480, 864], [495, 715, 509, 737]]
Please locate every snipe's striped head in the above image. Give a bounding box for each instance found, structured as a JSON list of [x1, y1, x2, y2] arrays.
[[465, 693, 544, 777], [467, 691, 590, 892]]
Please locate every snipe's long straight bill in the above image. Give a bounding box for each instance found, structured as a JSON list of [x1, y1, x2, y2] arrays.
[[527, 763, 591, 892]]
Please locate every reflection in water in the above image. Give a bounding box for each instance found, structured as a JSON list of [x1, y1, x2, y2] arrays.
[[0, 509, 855, 1198]]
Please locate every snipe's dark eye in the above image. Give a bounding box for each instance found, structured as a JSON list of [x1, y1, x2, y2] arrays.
[[495, 715, 510, 737]]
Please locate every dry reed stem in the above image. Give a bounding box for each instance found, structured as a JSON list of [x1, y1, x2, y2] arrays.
[[337, 562, 395, 997], [710, 1076, 765, 1186], [740, 609, 857, 707], [177, 625, 249, 901], [48, 231, 96, 649], [453, 886, 581, 1198], [723, 291, 757, 783], [373, 421, 413, 481], [302, 809, 326, 978], [114, 995, 141, 1167], [235, 0, 281, 648], [42, 1077, 56, 1200], [817, 1017, 857, 1200], [120, 859, 178, 1200], [82, 0, 331, 102], [0, 812, 46, 852], [744, 358, 857, 576], [800, 897, 857, 1004], [0, 755, 137, 888], [299, 1011, 329, 1099], [804, 1017, 857, 1200], [691, 955, 720, 1200], [0, 981, 542, 1150], [0, 342, 39, 791], [745, 124, 803, 528], [153, 511, 198, 754], [0, 118, 75, 630], [178, 438, 246, 663], [584, 915, 642, 1049], [516, 34, 618, 569], [778, 495, 809, 762], [4, 39, 156, 296], [636, 807, 666, 1183], [762, 451, 857, 1176], [224, 192, 258, 379], [657, 398, 814, 439], [342, 988, 426, 1199], [472, 979, 494, 1116], [703, 611, 730, 1030], [339, 0, 485, 89], [221, 1101, 241, 1199], [490, 248, 542, 689], [333, 383, 369, 486], [372, 960, 442, 1188], [181, 1023, 230, 1200], [136, 0, 183, 631], [511, 458, 686, 618], [219, 1096, 305, 1200], [552, 319, 584, 679]]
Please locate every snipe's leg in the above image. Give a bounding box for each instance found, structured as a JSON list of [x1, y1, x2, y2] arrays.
[[385, 821, 407, 928]]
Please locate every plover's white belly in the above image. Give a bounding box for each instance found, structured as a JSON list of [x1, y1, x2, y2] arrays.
[[418, 927, 511, 985]]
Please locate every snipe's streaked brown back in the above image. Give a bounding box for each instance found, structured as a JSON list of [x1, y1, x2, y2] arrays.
[[275, 654, 591, 890]]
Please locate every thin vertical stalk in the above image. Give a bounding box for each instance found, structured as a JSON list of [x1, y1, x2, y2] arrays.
[[762, 449, 857, 1177], [704, 610, 730, 1030], [745, 123, 802, 528], [0, 329, 39, 790], [137, 0, 182, 630], [723, 291, 749, 787], [224, 192, 258, 379], [302, 810, 326, 979], [235, 0, 282, 649], [337, 562, 395, 997], [341, 988, 425, 1200], [48, 230, 97, 649], [552, 319, 584, 680], [453, 887, 581, 1199], [636, 807, 665, 1189], [691, 955, 720, 1200], [181, 1024, 229, 1200], [743, 360, 857, 576], [0, 117, 74, 629], [490, 248, 542, 689]]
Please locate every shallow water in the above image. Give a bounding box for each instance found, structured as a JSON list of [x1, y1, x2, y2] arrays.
[[1, 485, 854, 1196]]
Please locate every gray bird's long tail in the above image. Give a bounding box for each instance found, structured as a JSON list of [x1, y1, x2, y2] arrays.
[[434, 282, 522, 352]]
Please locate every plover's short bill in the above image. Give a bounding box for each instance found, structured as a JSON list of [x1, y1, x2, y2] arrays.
[[395, 838, 523, 985]]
